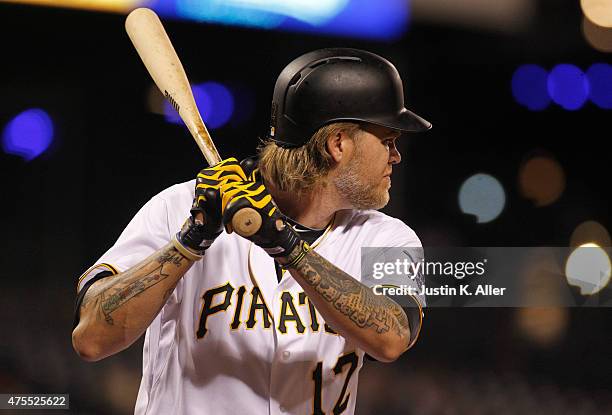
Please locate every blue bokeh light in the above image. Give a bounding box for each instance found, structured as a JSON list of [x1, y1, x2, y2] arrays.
[[511, 64, 550, 111], [279, 0, 408, 40], [547, 64, 590, 111], [2, 109, 54, 161], [176, 0, 284, 29], [164, 82, 234, 130], [197, 82, 235, 129], [163, 0, 408, 40], [586, 63, 612, 110]]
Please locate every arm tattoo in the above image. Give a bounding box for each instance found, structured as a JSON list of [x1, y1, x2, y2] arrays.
[[294, 250, 409, 339], [82, 247, 185, 326]]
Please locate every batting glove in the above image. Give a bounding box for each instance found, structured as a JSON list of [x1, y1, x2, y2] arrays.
[[174, 157, 249, 259], [220, 177, 307, 267]]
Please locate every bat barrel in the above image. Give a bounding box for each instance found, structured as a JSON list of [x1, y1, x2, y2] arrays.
[[125, 7, 222, 166]]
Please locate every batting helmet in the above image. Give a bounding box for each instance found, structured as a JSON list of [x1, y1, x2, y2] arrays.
[[268, 48, 431, 148]]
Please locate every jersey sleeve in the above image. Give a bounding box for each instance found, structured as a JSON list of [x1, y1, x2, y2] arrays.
[[361, 216, 425, 351], [76, 195, 172, 293]]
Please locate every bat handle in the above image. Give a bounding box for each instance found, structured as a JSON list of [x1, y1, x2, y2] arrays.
[[229, 207, 262, 237]]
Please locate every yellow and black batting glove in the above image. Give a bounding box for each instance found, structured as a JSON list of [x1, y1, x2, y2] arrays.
[[175, 158, 251, 258], [221, 179, 305, 265]]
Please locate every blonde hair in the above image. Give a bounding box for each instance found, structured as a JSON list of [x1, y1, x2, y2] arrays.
[[258, 122, 361, 195]]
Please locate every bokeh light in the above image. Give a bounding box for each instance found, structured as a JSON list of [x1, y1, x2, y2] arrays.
[[282, 0, 408, 40], [581, 0, 612, 28], [458, 173, 506, 223], [174, 0, 408, 40], [570, 220, 612, 248], [196, 82, 235, 129], [518, 155, 565, 206], [163, 84, 211, 125], [2, 108, 54, 161], [511, 64, 550, 110], [547, 64, 589, 110], [163, 81, 235, 129], [515, 308, 568, 347], [5, 0, 142, 13], [7, 0, 409, 41], [586, 63, 612, 109], [565, 243, 612, 295], [582, 16, 612, 53], [518, 251, 565, 306]]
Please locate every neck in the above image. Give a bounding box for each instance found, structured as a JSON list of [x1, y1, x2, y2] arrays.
[[268, 180, 348, 229]]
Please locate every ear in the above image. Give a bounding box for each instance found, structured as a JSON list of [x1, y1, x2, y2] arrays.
[[326, 130, 354, 163]]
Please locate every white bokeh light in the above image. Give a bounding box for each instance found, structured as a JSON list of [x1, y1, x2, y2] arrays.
[[565, 243, 612, 295], [458, 173, 506, 223], [581, 0, 612, 28]]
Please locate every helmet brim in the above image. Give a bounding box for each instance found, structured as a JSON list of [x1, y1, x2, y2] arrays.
[[320, 108, 432, 135], [269, 108, 432, 148], [365, 108, 432, 133]]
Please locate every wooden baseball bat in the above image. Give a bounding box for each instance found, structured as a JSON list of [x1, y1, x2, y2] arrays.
[[125, 7, 261, 237]]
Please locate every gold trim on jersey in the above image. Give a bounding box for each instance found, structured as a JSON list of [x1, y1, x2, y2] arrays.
[[405, 294, 424, 351], [278, 213, 336, 275], [246, 213, 336, 328], [76, 262, 118, 292], [247, 245, 276, 325]]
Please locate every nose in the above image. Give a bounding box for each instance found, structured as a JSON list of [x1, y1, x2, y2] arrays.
[[389, 142, 401, 165]]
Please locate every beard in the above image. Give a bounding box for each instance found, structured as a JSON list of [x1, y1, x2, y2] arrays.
[[333, 147, 390, 210]]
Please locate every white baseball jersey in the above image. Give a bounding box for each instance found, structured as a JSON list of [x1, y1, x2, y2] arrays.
[[76, 180, 422, 415]]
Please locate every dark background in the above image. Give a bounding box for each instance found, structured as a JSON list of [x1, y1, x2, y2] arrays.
[[1, 1, 611, 414]]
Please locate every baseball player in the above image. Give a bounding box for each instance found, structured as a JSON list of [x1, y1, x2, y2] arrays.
[[72, 48, 431, 415]]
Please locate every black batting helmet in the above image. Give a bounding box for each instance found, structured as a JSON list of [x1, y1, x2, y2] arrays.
[[268, 48, 431, 148]]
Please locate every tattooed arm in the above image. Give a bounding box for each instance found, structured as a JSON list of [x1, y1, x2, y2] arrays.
[[284, 249, 410, 362], [72, 242, 195, 361]]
